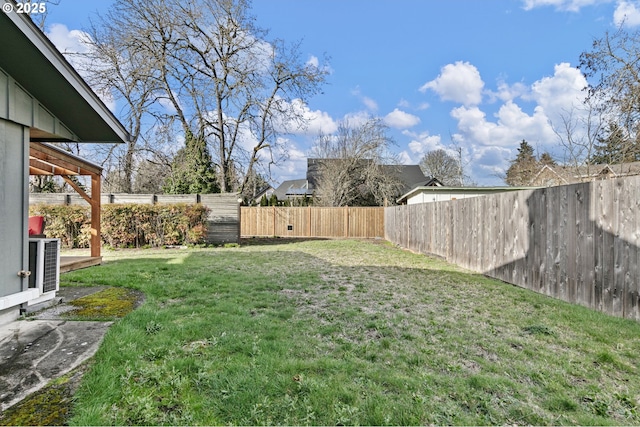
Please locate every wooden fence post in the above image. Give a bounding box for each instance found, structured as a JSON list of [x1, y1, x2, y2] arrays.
[[345, 207, 349, 238]]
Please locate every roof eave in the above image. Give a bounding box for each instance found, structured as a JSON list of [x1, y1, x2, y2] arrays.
[[0, 3, 130, 144]]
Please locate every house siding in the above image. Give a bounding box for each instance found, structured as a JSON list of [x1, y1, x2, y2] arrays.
[[0, 118, 29, 321], [0, 67, 79, 321]]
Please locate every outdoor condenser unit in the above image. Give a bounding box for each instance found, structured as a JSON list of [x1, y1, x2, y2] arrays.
[[28, 238, 60, 294]]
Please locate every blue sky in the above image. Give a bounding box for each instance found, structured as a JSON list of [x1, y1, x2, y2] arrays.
[[43, 0, 640, 186]]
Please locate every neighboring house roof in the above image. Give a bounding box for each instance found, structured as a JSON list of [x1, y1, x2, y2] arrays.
[[379, 164, 429, 194], [274, 179, 311, 200], [275, 160, 432, 201], [530, 162, 640, 186], [250, 185, 275, 204], [411, 177, 444, 188], [529, 165, 570, 187], [0, 4, 130, 144], [306, 158, 428, 194]]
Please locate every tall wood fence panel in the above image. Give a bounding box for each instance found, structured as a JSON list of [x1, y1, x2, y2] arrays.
[[241, 206, 384, 238], [29, 193, 240, 244], [385, 176, 640, 321]]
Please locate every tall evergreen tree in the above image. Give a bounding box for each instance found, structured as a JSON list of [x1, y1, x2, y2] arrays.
[[539, 152, 556, 166], [589, 122, 639, 164], [163, 131, 219, 194], [505, 140, 539, 186]]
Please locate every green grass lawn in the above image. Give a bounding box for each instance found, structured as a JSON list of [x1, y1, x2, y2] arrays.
[[62, 239, 640, 425]]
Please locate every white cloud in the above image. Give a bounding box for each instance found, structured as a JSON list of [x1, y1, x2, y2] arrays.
[[528, 62, 588, 120], [469, 145, 513, 185], [397, 99, 411, 109], [521, 0, 607, 12], [406, 131, 442, 156], [255, 137, 308, 184], [420, 61, 484, 106], [397, 131, 443, 166], [397, 98, 429, 111], [614, 1, 640, 26], [487, 80, 530, 103], [280, 99, 337, 135], [351, 87, 379, 112], [383, 108, 421, 129], [304, 109, 338, 134], [306, 55, 319, 68], [306, 55, 334, 75], [433, 62, 591, 184], [342, 111, 374, 127], [450, 101, 555, 153], [363, 96, 378, 111], [46, 23, 91, 55], [398, 151, 414, 165], [446, 63, 586, 152]]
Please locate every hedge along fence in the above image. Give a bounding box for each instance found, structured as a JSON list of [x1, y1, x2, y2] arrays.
[[29, 203, 209, 249], [28, 205, 91, 249], [30, 193, 240, 244]]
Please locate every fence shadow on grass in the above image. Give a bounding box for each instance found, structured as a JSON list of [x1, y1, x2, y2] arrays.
[[492, 178, 640, 321]]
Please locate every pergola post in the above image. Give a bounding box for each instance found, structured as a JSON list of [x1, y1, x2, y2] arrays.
[[90, 173, 101, 257]]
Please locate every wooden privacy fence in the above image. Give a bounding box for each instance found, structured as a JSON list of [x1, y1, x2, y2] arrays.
[[29, 193, 240, 244], [241, 206, 384, 238], [385, 176, 640, 321]]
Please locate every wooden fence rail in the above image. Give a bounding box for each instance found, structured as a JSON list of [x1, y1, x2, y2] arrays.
[[241, 206, 384, 239], [385, 176, 640, 321]]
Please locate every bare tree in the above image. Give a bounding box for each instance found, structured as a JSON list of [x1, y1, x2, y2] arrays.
[[579, 25, 640, 162], [550, 97, 606, 178], [85, 0, 328, 194], [78, 16, 161, 193], [310, 118, 402, 206], [419, 148, 465, 186], [28, 0, 61, 31]]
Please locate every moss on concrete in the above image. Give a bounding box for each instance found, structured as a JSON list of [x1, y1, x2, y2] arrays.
[[62, 287, 144, 320], [0, 287, 144, 425], [0, 366, 86, 426]]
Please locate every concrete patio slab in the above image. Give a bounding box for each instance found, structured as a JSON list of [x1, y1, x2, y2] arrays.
[[0, 287, 112, 412]]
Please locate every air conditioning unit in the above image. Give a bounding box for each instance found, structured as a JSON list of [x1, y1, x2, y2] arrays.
[[28, 238, 60, 295]]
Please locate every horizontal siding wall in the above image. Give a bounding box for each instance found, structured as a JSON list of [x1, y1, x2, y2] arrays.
[[30, 193, 240, 244], [241, 206, 384, 239], [385, 176, 640, 321], [201, 194, 240, 244]]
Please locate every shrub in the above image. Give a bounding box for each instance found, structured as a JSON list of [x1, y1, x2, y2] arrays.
[[29, 205, 91, 248], [29, 203, 210, 249], [102, 203, 209, 248]]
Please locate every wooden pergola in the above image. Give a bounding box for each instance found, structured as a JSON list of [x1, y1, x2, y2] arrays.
[[29, 142, 102, 258]]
